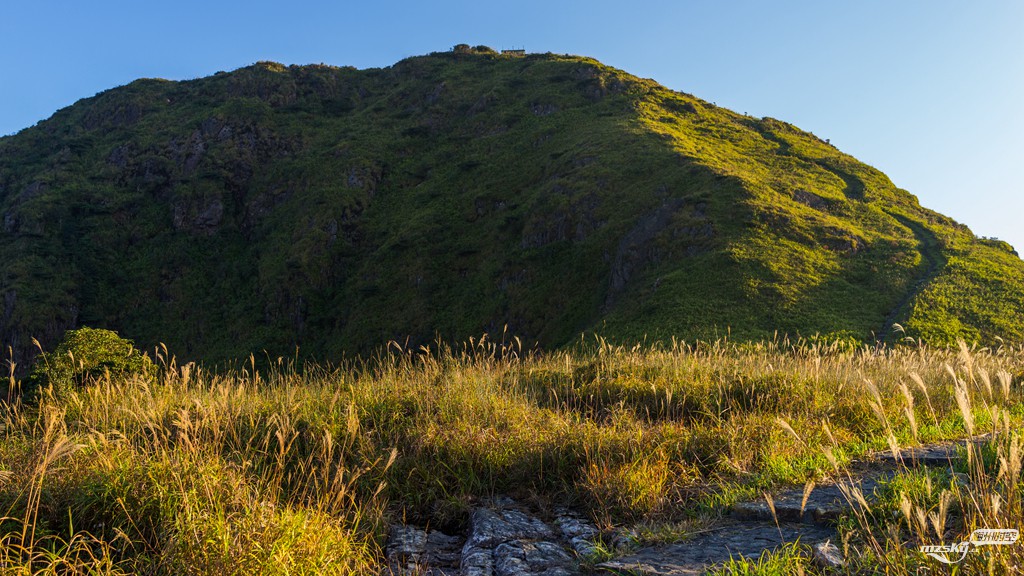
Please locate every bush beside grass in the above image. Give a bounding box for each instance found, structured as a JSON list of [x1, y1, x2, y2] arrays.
[[22, 327, 155, 402]]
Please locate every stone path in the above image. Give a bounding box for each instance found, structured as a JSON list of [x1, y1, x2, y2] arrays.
[[385, 438, 978, 575], [597, 521, 838, 575], [385, 497, 600, 576]]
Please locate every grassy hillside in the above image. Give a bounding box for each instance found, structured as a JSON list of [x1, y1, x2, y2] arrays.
[[1, 46, 1022, 366]]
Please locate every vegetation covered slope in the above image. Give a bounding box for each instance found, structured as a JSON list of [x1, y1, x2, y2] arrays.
[[1, 46, 1022, 364]]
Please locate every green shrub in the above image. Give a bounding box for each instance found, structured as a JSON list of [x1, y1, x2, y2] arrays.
[[24, 327, 155, 401]]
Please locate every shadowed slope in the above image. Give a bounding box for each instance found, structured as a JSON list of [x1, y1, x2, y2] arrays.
[[1, 47, 1022, 365]]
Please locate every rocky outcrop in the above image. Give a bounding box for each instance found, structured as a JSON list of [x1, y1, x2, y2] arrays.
[[606, 199, 712, 307], [461, 503, 574, 576], [792, 189, 832, 212], [385, 498, 599, 576], [172, 196, 224, 236], [386, 525, 462, 576]]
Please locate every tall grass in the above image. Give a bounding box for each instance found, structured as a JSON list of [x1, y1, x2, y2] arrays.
[[2, 336, 1024, 573], [812, 342, 1024, 573]]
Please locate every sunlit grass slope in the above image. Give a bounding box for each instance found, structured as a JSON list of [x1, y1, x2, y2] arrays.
[[1, 45, 1022, 367]]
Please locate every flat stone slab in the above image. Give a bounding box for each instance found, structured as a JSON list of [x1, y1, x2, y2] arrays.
[[730, 438, 978, 528], [731, 474, 887, 525], [872, 439, 976, 467], [811, 540, 845, 569], [462, 507, 575, 576], [386, 498, 601, 576], [386, 524, 463, 576], [554, 508, 602, 558], [597, 521, 836, 575]]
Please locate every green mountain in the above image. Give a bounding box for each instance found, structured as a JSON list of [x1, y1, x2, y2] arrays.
[[2, 45, 1022, 365]]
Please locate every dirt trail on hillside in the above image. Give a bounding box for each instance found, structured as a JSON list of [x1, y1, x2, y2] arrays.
[[876, 212, 947, 343]]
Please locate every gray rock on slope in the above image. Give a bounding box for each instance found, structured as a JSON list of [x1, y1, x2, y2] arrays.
[[462, 504, 576, 576], [385, 499, 601, 576], [386, 524, 462, 576], [596, 520, 836, 576]]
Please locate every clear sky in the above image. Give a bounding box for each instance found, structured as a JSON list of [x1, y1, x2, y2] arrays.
[[3, 0, 1022, 252]]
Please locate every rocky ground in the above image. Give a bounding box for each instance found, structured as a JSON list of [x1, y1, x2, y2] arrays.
[[384, 439, 976, 575]]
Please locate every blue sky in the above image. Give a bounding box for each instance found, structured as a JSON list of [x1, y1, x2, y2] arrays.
[[3, 0, 1022, 251]]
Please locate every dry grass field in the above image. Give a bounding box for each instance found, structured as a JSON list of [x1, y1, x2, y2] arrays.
[[3, 334, 1024, 574]]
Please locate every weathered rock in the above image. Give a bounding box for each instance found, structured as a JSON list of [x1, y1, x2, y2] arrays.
[[873, 441, 966, 467], [811, 540, 845, 569], [731, 475, 886, 525], [554, 509, 600, 558], [385, 525, 462, 575], [386, 525, 428, 574], [731, 437, 974, 529], [792, 189, 831, 211], [611, 527, 640, 552], [460, 499, 579, 576], [462, 544, 495, 576], [464, 508, 555, 550], [107, 144, 132, 168], [494, 540, 574, 576], [597, 521, 835, 576], [424, 530, 463, 568], [531, 103, 559, 116], [172, 196, 224, 235], [607, 198, 687, 301]]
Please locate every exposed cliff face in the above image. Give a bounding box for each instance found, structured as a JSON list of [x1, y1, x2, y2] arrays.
[[1, 49, 1022, 367]]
